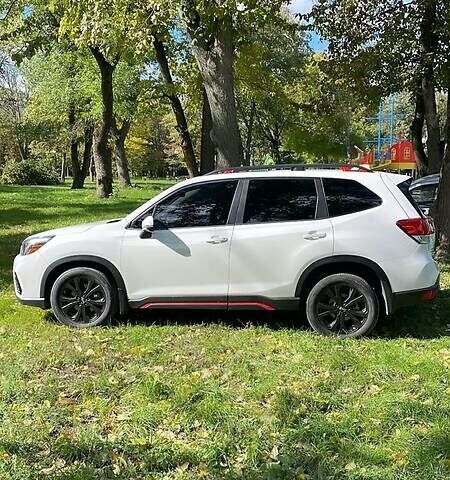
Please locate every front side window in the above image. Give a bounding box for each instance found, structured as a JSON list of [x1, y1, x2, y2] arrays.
[[323, 178, 382, 217], [243, 179, 317, 224], [150, 181, 237, 229]]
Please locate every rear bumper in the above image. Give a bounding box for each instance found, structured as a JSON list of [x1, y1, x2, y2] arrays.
[[390, 277, 439, 312]]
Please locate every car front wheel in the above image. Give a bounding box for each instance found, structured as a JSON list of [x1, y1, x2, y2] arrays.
[[50, 267, 114, 327], [306, 273, 379, 338]]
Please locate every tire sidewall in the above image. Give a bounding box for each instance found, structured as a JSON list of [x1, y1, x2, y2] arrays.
[[50, 267, 113, 328], [306, 273, 379, 338]]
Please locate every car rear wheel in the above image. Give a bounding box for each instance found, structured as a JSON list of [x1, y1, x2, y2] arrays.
[[50, 267, 114, 327], [306, 273, 379, 338]]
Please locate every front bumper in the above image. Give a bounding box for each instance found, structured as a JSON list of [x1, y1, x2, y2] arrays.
[[13, 253, 48, 309], [390, 277, 440, 312], [17, 297, 47, 309]]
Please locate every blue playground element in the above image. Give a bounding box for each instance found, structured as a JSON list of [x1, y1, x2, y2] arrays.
[[364, 94, 407, 161]]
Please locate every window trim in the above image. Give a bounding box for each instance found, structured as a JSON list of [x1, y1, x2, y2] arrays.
[[127, 179, 242, 230], [236, 177, 323, 226]]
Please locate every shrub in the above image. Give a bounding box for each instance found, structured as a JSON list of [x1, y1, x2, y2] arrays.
[[0, 159, 60, 185]]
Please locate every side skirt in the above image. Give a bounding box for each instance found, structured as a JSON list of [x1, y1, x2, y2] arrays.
[[130, 296, 300, 311]]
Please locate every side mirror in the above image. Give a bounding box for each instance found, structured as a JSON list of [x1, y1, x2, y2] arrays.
[[140, 215, 155, 239]]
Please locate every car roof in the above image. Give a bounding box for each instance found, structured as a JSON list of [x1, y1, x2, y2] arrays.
[[410, 174, 440, 188], [183, 169, 410, 185]]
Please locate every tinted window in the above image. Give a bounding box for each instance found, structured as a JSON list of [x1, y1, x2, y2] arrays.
[[411, 185, 437, 204], [323, 178, 382, 217], [243, 179, 317, 224], [152, 181, 237, 229]]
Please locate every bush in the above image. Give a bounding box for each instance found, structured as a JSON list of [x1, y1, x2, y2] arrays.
[[0, 159, 60, 185]]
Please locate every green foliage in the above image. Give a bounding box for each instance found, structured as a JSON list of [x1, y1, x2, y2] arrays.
[[127, 102, 186, 176], [2, 0, 443, 172], [0, 159, 59, 185], [0, 183, 449, 479], [284, 55, 375, 161], [236, 10, 309, 162], [182, 0, 289, 45], [308, 0, 450, 96]]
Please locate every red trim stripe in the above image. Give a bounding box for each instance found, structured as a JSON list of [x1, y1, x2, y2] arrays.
[[229, 302, 275, 311], [140, 301, 227, 309], [140, 301, 275, 311]]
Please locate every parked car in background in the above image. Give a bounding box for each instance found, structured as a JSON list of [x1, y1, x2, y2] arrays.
[[410, 174, 439, 215], [14, 165, 439, 338]]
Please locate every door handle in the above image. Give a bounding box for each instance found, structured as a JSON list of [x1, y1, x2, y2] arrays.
[[206, 235, 229, 244], [303, 231, 327, 240]]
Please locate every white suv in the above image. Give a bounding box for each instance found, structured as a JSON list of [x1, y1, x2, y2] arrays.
[[13, 165, 439, 337]]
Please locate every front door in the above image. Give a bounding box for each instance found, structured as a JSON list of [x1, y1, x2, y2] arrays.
[[121, 180, 239, 306]]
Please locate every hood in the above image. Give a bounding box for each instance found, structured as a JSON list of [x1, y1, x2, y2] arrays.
[[27, 219, 123, 239]]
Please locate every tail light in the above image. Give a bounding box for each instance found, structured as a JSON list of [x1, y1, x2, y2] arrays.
[[396, 218, 435, 243]]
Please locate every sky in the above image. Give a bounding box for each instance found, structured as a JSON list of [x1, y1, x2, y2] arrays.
[[289, 0, 328, 52]]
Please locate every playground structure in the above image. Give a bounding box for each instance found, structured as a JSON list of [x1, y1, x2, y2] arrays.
[[355, 94, 417, 174], [358, 139, 417, 173]]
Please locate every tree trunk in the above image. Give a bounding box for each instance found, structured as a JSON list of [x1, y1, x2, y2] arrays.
[[244, 100, 256, 166], [90, 155, 96, 181], [68, 106, 84, 189], [111, 117, 132, 188], [190, 17, 244, 168], [270, 136, 282, 164], [410, 86, 429, 177], [18, 141, 28, 161], [82, 125, 93, 182], [422, 73, 441, 173], [152, 36, 199, 177], [433, 86, 450, 260], [420, 0, 441, 174], [60, 153, 66, 183], [90, 47, 116, 198], [344, 104, 352, 160], [200, 87, 215, 174]]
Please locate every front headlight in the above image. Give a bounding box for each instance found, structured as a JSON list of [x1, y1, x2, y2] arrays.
[[20, 236, 54, 255]]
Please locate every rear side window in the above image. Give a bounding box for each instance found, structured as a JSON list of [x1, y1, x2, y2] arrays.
[[323, 178, 382, 217], [243, 179, 317, 224]]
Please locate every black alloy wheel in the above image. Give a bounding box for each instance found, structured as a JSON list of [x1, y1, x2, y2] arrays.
[[50, 267, 114, 327], [306, 273, 379, 338]]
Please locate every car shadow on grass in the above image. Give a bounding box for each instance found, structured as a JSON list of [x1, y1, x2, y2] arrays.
[[43, 296, 449, 340], [41, 293, 449, 339], [123, 305, 449, 339], [122, 281, 450, 339], [41, 271, 450, 340]]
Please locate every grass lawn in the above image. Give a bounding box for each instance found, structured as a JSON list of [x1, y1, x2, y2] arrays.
[[0, 181, 449, 480]]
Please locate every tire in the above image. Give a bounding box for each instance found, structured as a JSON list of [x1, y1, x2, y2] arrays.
[[50, 267, 115, 327], [306, 273, 379, 338]]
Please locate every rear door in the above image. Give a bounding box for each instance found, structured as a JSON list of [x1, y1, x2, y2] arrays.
[[228, 177, 334, 304]]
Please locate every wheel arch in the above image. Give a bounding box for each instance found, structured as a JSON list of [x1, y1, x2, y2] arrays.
[[296, 256, 393, 314], [40, 255, 128, 314]]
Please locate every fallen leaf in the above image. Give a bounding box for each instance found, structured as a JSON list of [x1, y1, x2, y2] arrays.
[[393, 452, 406, 466], [269, 445, 279, 460]]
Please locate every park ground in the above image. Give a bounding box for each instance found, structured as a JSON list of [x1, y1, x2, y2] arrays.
[[0, 181, 449, 480]]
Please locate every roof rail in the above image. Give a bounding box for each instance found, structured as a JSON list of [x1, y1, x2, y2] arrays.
[[204, 163, 373, 175]]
